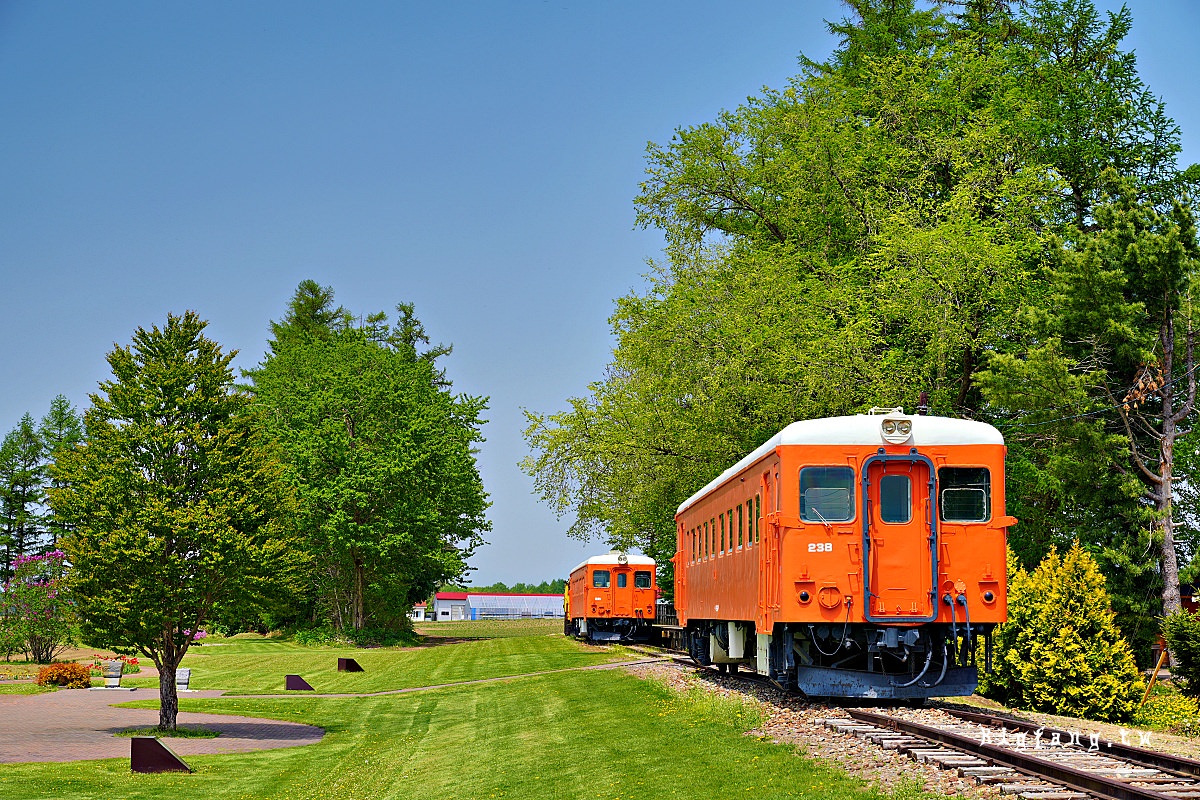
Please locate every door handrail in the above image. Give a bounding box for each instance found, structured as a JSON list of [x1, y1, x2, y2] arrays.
[[861, 449, 939, 624]]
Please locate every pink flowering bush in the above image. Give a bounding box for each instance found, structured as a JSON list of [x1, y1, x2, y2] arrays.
[[1, 551, 77, 663]]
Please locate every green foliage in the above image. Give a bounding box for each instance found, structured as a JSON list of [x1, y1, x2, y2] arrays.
[[247, 282, 489, 634], [1131, 682, 1200, 733], [0, 414, 45, 580], [49, 311, 298, 729], [982, 542, 1143, 721], [446, 578, 567, 595], [36, 395, 83, 551], [0, 551, 76, 663], [34, 661, 90, 688], [1163, 610, 1200, 695]]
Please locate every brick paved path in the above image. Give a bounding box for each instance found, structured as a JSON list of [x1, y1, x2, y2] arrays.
[[0, 688, 323, 763]]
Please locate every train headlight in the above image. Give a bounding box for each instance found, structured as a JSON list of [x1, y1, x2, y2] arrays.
[[880, 417, 912, 444]]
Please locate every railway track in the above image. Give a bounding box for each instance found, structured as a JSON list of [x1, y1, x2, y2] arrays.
[[824, 707, 1200, 799], [626, 644, 1200, 798]]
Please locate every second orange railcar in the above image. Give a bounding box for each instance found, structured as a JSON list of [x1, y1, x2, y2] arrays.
[[566, 552, 658, 642]]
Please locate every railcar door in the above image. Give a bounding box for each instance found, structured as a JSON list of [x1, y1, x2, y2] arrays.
[[612, 568, 634, 617], [590, 568, 612, 617], [862, 455, 937, 622]]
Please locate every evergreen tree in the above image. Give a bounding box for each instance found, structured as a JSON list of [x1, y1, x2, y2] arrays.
[[981, 543, 1143, 721], [37, 394, 83, 550], [50, 311, 296, 730], [0, 414, 45, 579]]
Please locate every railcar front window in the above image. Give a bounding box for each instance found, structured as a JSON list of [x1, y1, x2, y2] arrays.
[[634, 571, 652, 588], [939, 467, 991, 522], [617, 573, 627, 588], [593, 570, 610, 588], [879, 474, 912, 524], [800, 466, 855, 523]]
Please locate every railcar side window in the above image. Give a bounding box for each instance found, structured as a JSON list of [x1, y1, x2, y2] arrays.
[[800, 466, 855, 523], [593, 570, 610, 588], [720, 514, 726, 553], [939, 467, 991, 522], [737, 504, 744, 548], [879, 474, 912, 524], [634, 571, 652, 588], [755, 494, 761, 541], [617, 573, 627, 588], [704, 521, 710, 558]]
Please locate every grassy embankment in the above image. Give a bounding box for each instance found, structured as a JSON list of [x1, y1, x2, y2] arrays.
[[0, 622, 933, 800]]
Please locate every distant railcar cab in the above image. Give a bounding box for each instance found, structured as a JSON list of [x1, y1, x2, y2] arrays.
[[566, 552, 657, 642], [673, 409, 1013, 700]]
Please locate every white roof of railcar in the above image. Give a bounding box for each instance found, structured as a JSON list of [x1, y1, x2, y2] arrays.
[[676, 413, 1003, 516], [569, 553, 655, 575]]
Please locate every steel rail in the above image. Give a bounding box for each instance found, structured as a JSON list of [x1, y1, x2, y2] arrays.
[[847, 709, 1181, 800], [940, 706, 1200, 780]]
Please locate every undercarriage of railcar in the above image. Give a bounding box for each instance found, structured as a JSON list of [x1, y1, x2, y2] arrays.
[[570, 616, 657, 643], [685, 619, 993, 701]]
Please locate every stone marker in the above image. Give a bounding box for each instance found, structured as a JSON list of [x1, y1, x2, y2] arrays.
[[89, 660, 136, 692], [131, 737, 193, 773], [103, 660, 123, 688], [285, 674, 315, 691], [176, 667, 193, 692], [337, 658, 363, 672]]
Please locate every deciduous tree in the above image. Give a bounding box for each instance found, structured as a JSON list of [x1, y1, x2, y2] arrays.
[[248, 283, 489, 635], [50, 312, 295, 730]]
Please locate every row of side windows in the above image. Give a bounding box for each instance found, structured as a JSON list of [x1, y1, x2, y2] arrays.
[[687, 494, 761, 564], [799, 466, 992, 524]]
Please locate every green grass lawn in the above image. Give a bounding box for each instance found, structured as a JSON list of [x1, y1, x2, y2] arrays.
[[0, 631, 936, 799], [117, 633, 626, 694], [0, 666, 928, 800], [414, 618, 563, 640], [0, 682, 52, 695]]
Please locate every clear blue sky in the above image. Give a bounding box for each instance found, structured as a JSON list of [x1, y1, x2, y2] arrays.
[[1, 1, 1196, 586]]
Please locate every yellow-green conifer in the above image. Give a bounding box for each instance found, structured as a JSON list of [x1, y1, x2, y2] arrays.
[[982, 542, 1143, 721]]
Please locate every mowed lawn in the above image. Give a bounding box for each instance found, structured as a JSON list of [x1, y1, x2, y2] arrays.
[[0, 628, 932, 800], [119, 627, 625, 695]]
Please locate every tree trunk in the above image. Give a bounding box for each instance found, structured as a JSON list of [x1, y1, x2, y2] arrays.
[[1158, 313, 1192, 619], [353, 557, 365, 631], [1159, 418, 1182, 616], [158, 659, 179, 731]]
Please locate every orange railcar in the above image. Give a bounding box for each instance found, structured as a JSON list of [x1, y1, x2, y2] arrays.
[[566, 552, 657, 642], [673, 410, 1012, 700]]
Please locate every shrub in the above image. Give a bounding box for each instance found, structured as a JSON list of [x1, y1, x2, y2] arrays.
[[35, 661, 92, 689], [292, 624, 338, 646], [980, 542, 1143, 722], [1132, 683, 1200, 732], [1163, 610, 1200, 695]]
